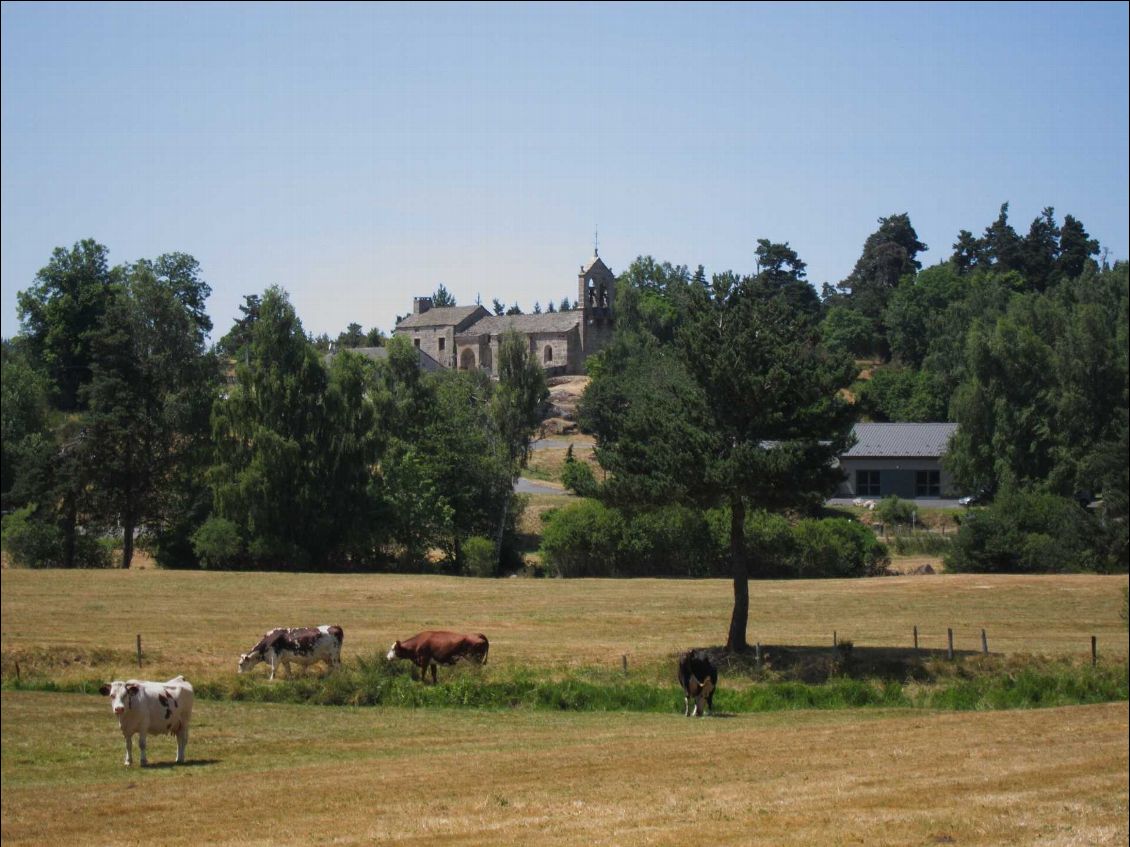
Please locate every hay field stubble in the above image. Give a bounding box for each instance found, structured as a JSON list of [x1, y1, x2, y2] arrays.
[[1, 569, 1127, 845], [2, 692, 1126, 846], [1, 569, 1125, 684]]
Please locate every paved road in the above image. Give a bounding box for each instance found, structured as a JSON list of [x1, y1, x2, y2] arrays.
[[515, 477, 569, 495], [530, 438, 594, 451]]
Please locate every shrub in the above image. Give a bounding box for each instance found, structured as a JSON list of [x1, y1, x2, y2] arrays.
[[876, 496, 917, 529], [0, 505, 111, 568], [539, 499, 624, 577], [792, 518, 889, 577], [944, 490, 1096, 573], [619, 505, 723, 577], [190, 517, 244, 569], [1, 506, 63, 568], [561, 455, 600, 498], [462, 535, 497, 578]]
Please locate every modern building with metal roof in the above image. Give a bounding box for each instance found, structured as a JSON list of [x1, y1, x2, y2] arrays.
[[837, 422, 960, 499]]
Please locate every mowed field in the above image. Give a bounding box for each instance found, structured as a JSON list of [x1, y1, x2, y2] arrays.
[[2, 568, 1128, 845]]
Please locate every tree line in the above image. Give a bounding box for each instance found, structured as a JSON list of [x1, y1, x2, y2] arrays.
[[2, 240, 546, 572], [537, 208, 1126, 648]]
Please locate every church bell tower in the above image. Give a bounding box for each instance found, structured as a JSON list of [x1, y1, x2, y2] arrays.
[[577, 246, 615, 356]]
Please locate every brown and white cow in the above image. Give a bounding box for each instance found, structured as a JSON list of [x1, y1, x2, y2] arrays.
[[238, 625, 344, 680], [99, 675, 194, 767], [386, 630, 489, 684]]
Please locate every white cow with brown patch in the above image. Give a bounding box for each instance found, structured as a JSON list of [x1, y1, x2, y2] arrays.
[[99, 675, 194, 767]]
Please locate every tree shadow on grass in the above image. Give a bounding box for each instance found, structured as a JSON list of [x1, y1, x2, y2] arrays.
[[699, 644, 983, 684]]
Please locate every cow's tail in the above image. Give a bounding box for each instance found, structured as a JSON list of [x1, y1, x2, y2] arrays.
[[478, 635, 489, 665]]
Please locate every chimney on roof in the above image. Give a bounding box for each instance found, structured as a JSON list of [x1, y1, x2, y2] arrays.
[[413, 296, 433, 315]]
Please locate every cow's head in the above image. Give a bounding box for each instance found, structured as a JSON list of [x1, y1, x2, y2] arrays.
[[386, 641, 402, 661], [99, 681, 139, 715], [237, 651, 262, 674]]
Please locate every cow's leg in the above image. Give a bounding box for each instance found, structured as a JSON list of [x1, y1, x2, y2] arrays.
[[429, 662, 437, 685], [684, 694, 691, 717], [138, 732, 149, 767], [176, 725, 189, 764], [123, 733, 134, 767], [268, 655, 277, 681]]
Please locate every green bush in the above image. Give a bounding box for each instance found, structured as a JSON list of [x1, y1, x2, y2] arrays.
[[462, 535, 497, 578], [190, 517, 244, 569], [1, 506, 63, 567], [539, 499, 625, 577], [0, 505, 111, 568], [944, 490, 1097, 573], [792, 517, 889, 577], [876, 496, 917, 529], [561, 456, 599, 498]]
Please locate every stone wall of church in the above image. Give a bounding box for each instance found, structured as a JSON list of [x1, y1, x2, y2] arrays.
[[406, 326, 456, 369]]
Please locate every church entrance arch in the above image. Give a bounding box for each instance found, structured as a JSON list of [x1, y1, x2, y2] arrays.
[[459, 348, 476, 370]]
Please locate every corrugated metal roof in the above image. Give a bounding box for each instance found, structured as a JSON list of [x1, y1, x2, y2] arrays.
[[842, 422, 958, 458], [395, 305, 488, 329], [458, 311, 581, 337]]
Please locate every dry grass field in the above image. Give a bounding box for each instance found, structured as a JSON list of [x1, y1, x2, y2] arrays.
[[2, 693, 1126, 846], [1, 568, 1127, 845], [1, 569, 1125, 684]]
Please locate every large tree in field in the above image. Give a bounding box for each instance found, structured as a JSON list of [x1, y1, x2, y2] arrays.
[[209, 286, 379, 567], [81, 254, 218, 568], [583, 263, 856, 651]]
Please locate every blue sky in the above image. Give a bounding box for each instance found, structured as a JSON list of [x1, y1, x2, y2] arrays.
[[2, 2, 1127, 341]]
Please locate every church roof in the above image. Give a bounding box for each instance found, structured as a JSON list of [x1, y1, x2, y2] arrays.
[[458, 311, 582, 338], [581, 255, 609, 275], [395, 305, 488, 330]]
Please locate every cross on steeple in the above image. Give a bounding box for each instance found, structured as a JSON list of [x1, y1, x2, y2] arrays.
[[594, 226, 599, 257]]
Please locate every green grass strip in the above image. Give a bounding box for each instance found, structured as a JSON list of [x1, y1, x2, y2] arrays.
[[4, 657, 1125, 714]]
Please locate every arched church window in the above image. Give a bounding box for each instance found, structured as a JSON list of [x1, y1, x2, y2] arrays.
[[544, 345, 553, 363]]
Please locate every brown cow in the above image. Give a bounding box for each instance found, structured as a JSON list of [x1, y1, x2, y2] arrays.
[[386, 630, 489, 683]]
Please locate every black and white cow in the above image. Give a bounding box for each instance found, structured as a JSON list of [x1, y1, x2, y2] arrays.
[[238, 625, 344, 680], [677, 649, 717, 717], [99, 675, 194, 767]]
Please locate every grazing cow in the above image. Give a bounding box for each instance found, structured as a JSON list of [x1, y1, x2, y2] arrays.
[[238, 625, 344, 680], [386, 630, 489, 684], [677, 649, 717, 717], [99, 675, 194, 767]]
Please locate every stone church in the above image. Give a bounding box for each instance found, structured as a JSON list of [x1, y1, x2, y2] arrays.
[[393, 252, 616, 376]]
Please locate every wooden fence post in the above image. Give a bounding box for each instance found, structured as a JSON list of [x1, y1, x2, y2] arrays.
[[981, 629, 988, 654], [833, 630, 837, 647], [755, 642, 762, 669], [913, 625, 919, 651], [136, 634, 142, 669], [622, 654, 628, 676], [947, 628, 954, 660], [1091, 636, 1097, 667]]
